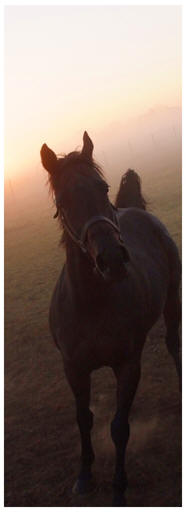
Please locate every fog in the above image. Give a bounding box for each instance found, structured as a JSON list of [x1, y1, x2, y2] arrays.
[[5, 105, 181, 230]]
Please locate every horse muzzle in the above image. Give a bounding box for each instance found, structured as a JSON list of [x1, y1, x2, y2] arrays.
[[94, 243, 129, 282]]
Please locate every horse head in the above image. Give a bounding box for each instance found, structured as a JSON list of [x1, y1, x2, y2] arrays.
[[40, 132, 129, 282]]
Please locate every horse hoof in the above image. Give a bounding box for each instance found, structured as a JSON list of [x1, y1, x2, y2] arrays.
[[72, 476, 94, 495], [112, 493, 126, 506]]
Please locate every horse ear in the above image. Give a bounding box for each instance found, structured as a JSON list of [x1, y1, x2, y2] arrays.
[[40, 143, 58, 174], [82, 131, 94, 158]]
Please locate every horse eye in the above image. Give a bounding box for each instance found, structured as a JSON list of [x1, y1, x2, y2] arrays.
[[99, 181, 109, 194], [104, 184, 109, 194]]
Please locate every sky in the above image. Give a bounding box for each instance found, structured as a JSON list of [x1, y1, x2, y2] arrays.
[[4, 5, 181, 180]]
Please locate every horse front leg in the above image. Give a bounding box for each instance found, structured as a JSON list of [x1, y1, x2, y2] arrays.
[[111, 361, 141, 506], [64, 365, 95, 494]]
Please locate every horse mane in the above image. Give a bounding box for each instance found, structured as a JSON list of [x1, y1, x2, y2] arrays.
[[48, 151, 105, 193], [115, 169, 147, 210], [47, 150, 107, 247]]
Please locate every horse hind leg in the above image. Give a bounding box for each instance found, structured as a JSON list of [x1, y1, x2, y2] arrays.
[[163, 287, 182, 391]]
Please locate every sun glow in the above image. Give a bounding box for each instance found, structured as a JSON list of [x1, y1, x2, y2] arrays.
[[4, 6, 181, 181]]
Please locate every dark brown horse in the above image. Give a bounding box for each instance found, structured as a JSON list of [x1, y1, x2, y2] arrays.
[[40, 132, 181, 506], [115, 168, 147, 210]]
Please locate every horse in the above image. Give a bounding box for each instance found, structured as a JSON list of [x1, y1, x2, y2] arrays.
[[40, 132, 181, 506], [115, 168, 147, 210]]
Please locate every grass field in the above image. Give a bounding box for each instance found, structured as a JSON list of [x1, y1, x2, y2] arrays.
[[4, 165, 181, 506]]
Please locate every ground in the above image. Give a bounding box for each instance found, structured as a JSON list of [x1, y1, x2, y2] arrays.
[[4, 166, 181, 506]]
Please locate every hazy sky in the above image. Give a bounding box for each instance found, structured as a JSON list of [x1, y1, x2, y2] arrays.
[[4, 5, 181, 180]]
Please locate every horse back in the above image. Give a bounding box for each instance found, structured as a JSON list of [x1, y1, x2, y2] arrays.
[[118, 207, 181, 289]]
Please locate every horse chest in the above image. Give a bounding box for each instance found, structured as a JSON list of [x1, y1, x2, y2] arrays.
[[52, 266, 164, 367], [57, 296, 137, 368]]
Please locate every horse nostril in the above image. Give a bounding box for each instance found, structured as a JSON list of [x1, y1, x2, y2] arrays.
[[120, 244, 130, 263], [95, 247, 129, 280], [96, 254, 109, 274]]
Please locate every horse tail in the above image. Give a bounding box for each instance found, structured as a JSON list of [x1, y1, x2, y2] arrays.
[[115, 169, 147, 210]]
